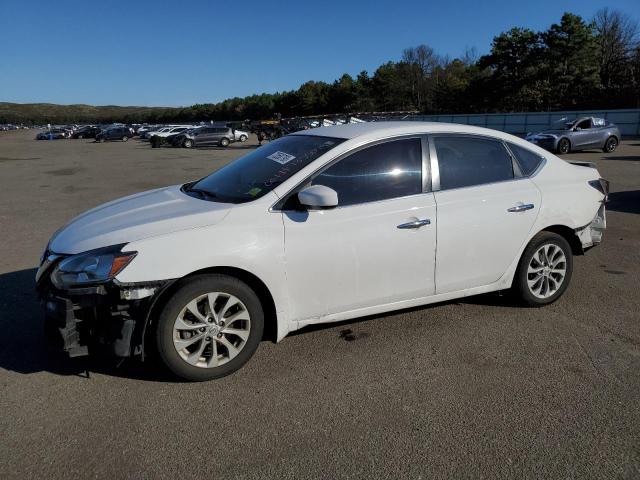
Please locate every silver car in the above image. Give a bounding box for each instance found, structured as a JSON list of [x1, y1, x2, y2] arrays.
[[525, 117, 621, 154]]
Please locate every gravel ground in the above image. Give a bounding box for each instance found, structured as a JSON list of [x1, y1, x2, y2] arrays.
[[1, 130, 639, 479]]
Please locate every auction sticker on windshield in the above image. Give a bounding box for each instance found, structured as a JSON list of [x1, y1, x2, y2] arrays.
[[267, 151, 296, 164]]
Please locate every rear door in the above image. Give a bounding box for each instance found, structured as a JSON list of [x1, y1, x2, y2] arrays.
[[431, 134, 541, 293]]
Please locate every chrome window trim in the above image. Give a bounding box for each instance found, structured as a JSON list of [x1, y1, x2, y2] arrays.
[[271, 134, 429, 212], [427, 132, 548, 193]]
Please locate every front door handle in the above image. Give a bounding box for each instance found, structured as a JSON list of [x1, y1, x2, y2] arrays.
[[507, 203, 535, 212], [397, 219, 431, 229]]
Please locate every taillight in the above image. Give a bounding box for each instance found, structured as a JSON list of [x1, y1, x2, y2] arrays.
[[589, 179, 610, 200]]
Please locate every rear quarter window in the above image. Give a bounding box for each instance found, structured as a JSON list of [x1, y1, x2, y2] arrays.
[[508, 143, 545, 176]]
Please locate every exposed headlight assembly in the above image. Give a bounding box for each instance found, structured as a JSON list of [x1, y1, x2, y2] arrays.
[[51, 245, 136, 289]]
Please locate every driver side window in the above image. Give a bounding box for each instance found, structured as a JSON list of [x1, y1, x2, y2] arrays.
[[310, 138, 423, 207], [576, 119, 592, 129]]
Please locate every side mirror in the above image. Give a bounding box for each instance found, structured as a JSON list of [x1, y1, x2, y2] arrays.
[[298, 185, 338, 209]]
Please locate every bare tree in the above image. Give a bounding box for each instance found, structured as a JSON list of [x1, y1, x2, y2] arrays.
[[593, 8, 639, 88]]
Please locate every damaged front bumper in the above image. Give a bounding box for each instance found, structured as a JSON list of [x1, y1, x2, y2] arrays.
[[37, 265, 170, 358]]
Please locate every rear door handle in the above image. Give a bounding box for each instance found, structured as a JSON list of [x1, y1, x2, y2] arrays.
[[507, 203, 535, 212], [397, 219, 431, 229]]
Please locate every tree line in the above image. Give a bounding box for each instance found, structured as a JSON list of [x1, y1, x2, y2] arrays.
[[2, 9, 638, 125]]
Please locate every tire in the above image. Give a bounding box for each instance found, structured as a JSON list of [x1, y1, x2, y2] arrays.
[[155, 274, 264, 381], [557, 138, 571, 154], [220, 137, 230, 147], [239, 134, 248, 142], [99, 137, 105, 143], [512, 231, 573, 307], [122, 136, 129, 142], [78, 134, 83, 139], [183, 139, 193, 148], [603, 136, 618, 153]]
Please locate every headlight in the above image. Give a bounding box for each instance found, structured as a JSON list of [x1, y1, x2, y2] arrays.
[[50, 245, 136, 289]]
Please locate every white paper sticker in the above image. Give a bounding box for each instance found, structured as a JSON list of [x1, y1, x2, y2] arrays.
[[267, 151, 296, 164]]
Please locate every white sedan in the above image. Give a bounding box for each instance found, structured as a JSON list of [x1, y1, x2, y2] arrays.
[[37, 122, 608, 381]]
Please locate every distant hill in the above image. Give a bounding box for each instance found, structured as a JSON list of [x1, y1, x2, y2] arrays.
[[0, 102, 181, 124]]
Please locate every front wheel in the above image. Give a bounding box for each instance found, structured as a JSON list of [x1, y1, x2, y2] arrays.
[[122, 136, 129, 142], [603, 136, 618, 153], [77, 134, 83, 139], [557, 138, 570, 154], [99, 137, 105, 143], [155, 275, 264, 381], [512, 231, 573, 307], [183, 139, 193, 148]]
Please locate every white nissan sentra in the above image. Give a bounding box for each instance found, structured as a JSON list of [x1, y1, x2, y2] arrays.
[[37, 122, 609, 381]]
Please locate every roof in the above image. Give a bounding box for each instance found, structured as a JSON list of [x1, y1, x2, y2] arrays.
[[292, 121, 509, 140]]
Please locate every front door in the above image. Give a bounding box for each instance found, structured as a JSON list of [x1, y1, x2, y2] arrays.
[[281, 137, 437, 322], [431, 134, 541, 293]]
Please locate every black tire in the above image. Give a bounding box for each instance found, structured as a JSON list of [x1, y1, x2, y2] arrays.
[[603, 136, 618, 153], [557, 138, 571, 154], [239, 134, 248, 142], [512, 231, 573, 307], [155, 274, 264, 381], [122, 136, 129, 142], [99, 137, 105, 143], [78, 134, 83, 139], [183, 139, 193, 148], [220, 137, 230, 147]]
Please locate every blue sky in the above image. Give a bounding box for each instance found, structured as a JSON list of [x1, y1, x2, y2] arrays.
[[1, 0, 638, 106]]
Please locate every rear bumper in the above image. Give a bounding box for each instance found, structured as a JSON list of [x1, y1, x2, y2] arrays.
[[576, 203, 607, 250]]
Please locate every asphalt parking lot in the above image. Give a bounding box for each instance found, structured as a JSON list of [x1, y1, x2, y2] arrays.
[[1, 130, 639, 479]]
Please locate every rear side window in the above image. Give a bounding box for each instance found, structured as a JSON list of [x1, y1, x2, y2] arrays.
[[508, 143, 545, 176], [311, 138, 422, 206], [434, 136, 514, 190]]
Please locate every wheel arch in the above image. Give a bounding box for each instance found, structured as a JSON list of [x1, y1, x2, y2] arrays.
[[141, 266, 280, 360], [539, 224, 583, 256]]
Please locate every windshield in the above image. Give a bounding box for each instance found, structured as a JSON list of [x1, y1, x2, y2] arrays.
[[551, 117, 575, 130], [185, 135, 345, 203]]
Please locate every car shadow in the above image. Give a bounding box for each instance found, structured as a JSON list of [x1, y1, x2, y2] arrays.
[[607, 190, 640, 214], [603, 155, 640, 161], [0, 268, 177, 382]]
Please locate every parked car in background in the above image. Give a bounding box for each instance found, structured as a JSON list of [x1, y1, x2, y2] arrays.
[[150, 126, 195, 139], [37, 122, 609, 381], [525, 117, 620, 154], [71, 126, 101, 139], [172, 126, 235, 148], [233, 129, 249, 142], [36, 129, 68, 140], [95, 126, 134, 142]]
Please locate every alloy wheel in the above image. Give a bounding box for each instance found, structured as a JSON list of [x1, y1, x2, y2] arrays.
[[527, 243, 567, 299], [606, 138, 618, 152], [172, 292, 251, 368]]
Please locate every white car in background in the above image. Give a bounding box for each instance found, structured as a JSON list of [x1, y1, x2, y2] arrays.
[[37, 122, 608, 381], [233, 129, 249, 142], [150, 125, 196, 139]]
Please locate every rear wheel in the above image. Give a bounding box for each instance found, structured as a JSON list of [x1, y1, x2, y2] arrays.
[[99, 137, 105, 143], [77, 134, 84, 139], [557, 138, 571, 154], [183, 139, 193, 148], [155, 275, 264, 381], [239, 134, 248, 142], [603, 136, 618, 153], [220, 137, 230, 147], [512, 231, 573, 306], [122, 136, 129, 142]]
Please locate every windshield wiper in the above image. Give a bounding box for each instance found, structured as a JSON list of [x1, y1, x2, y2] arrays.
[[185, 187, 218, 200]]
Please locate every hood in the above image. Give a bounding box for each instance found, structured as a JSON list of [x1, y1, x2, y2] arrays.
[[527, 129, 567, 138], [50, 185, 232, 254]]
